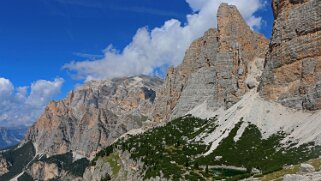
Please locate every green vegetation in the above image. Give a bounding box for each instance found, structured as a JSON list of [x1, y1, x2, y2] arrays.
[[0, 142, 89, 180], [93, 115, 321, 180], [105, 153, 121, 176], [259, 165, 299, 181], [198, 122, 321, 176], [0, 141, 36, 180], [39, 151, 89, 177], [211, 168, 247, 177], [17, 172, 34, 181], [92, 145, 113, 166], [93, 115, 212, 180]]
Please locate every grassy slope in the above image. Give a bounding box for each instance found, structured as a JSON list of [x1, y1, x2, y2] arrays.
[[105, 153, 121, 176], [259, 157, 321, 180], [93, 115, 321, 180]]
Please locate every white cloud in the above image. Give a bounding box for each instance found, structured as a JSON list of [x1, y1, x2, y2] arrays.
[[186, 0, 209, 12], [0, 78, 14, 99], [247, 16, 263, 30], [63, 0, 267, 81], [0, 78, 64, 127]]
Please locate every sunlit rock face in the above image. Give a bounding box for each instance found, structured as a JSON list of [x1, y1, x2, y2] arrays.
[[23, 75, 163, 157], [152, 3, 269, 122], [259, 0, 321, 110]]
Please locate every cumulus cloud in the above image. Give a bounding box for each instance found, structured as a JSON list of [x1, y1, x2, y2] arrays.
[[0, 78, 64, 127], [63, 0, 267, 81]]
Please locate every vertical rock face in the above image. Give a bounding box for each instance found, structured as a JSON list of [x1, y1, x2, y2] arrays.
[[23, 76, 163, 157], [260, 0, 321, 110], [152, 3, 269, 122]]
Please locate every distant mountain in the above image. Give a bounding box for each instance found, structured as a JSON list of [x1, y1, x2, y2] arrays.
[[0, 126, 28, 149], [0, 75, 163, 180], [1, 0, 321, 180], [23, 75, 163, 158]]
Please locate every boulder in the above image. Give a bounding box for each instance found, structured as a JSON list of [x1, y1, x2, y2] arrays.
[[299, 163, 316, 173]]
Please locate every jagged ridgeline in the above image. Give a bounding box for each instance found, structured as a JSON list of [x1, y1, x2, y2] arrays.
[[1, 0, 321, 180], [87, 115, 321, 180], [0, 75, 163, 180]]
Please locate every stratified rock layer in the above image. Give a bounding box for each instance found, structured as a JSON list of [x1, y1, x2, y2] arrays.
[[152, 3, 269, 122], [23, 76, 163, 157], [260, 0, 321, 110]]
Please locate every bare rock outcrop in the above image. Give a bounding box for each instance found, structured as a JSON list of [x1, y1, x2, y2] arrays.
[[28, 161, 60, 181], [23, 75, 163, 157], [152, 3, 269, 122], [299, 163, 316, 173], [0, 158, 8, 176], [283, 163, 321, 181], [259, 0, 321, 110], [83, 151, 144, 181]]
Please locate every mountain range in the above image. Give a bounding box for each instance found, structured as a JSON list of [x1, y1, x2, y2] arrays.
[[0, 126, 28, 150], [1, 0, 321, 180]]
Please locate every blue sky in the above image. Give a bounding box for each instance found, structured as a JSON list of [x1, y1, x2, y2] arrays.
[[0, 0, 192, 97], [0, 0, 273, 126]]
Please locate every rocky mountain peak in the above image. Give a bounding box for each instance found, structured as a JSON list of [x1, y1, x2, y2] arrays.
[[23, 75, 163, 157], [259, 0, 321, 110], [217, 3, 268, 56], [152, 3, 269, 122], [3, 2, 321, 180]]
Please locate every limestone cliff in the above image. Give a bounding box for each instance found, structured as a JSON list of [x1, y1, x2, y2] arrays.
[[152, 3, 269, 122], [23, 75, 163, 157], [259, 0, 321, 110]]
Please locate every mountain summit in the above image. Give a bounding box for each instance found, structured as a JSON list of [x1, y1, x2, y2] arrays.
[[152, 3, 268, 122], [1, 1, 321, 181], [23, 75, 163, 158]]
